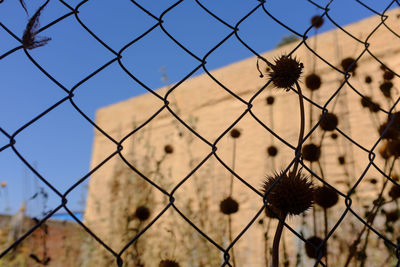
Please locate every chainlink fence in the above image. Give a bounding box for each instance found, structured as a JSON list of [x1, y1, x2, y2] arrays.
[[1, 0, 400, 266]]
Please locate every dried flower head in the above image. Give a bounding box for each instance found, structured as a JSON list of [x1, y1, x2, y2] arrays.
[[383, 70, 394, 80], [305, 73, 322, 91], [164, 144, 174, 154], [389, 184, 400, 199], [380, 82, 393, 98], [266, 96, 275, 105], [361, 97, 380, 113], [22, 0, 51, 50], [379, 123, 399, 140], [267, 145, 278, 157], [341, 57, 357, 73], [305, 236, 327, 259], [302, 143, 321, 162], [230, 128, 241, 139], [361, 96, 372, 108], [365, 76, 372, 84], [135, 206, 151, 221], [262, 171, 314, 216], [319, 112, 338, 131], [311, 15, 324, 28], [268, 55, 303, 91], [159, 260, 180, 267], [314, 186, 339, 209], [386, 210, 399, 223], [220, 197, 239, 215], [387, 140, 400, 158]]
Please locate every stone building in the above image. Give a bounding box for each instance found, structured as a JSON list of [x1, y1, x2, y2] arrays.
[[84, 8, 400, 266]]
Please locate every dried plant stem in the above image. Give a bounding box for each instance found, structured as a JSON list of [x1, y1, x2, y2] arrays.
[[228, 215, 236, 267], [293, 81, 305, 175], [272, 214, 287, 267], [323, 208, 329, 267], [344, 158, 397, 266]]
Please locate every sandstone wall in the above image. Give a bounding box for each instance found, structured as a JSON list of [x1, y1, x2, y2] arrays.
[[84, 9, 400, 266]]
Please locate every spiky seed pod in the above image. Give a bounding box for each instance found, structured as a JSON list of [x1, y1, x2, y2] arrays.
[[305, 236, 327, 259], [262, 171, 314, 216], [135, 206, 151, 221], [369, 101, 380, 113], [341, 57, 357, 73], [164, 144, 174, 154], [220, 197, 239, 215], [380, 82, 393, 98], [338, 156, 345, 165], [302, 144, 321, 162], [331, 133, 338, 140], [319, 113, 338, 131], [361, 96, 372, 108], [383, 70, 394, 80], [230, 128, 241, 138], [389, 184, 400, 199], [266, 96, 275, 105], [305, 73, 322, 91], [267, 145, 278, 157], [387, 140, 400, 158], [386, 210, 399, 223], [365, 76, 372, 84], [379, 122, 400, 140], [311, 15, 324, 28], [159, 260, 180, 267], [268, 55, 303, 91], [314, 186, 339, 209]]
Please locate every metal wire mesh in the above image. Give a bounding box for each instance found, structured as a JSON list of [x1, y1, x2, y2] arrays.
[[1, 0, 400, 266]]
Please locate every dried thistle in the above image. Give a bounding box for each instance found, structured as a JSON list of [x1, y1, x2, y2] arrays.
[[319, 112, 338, 131], [134, 206, 151, 221], [262, 171, 314, 217], [338, 156, 345, 165], [266, 96, 275, 105], [305, 236, 327, 259], [311, 15, 324, 29], [263, 170, 313, 267], [383, 70, 394, 80], [341, 57, 357, 73], [305, 73, 322, 91], [267, 145, 278, 157], [159, 259, 179, 267], [385, 210, 399, 223], [22, 0, 51, 50], [230, 128, 241, 139], [379, 82, 393, 98], [314, 185, 339, 209], [389, 184, 400, 199], [219, 196, 239, 215], [302, 143, 321, 162], [268, 55, 303, 91], [164, 144, 174, 154]]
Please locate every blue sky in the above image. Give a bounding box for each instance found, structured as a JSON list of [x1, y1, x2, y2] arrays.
[[0, 0, 397, 219]]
